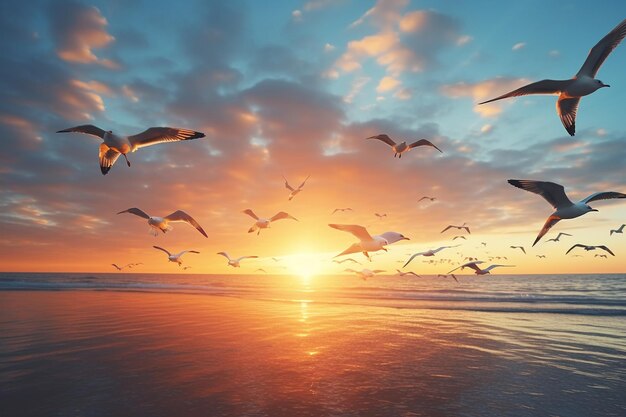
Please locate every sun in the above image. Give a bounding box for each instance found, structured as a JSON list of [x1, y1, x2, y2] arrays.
[[283, 252, 324, 284]]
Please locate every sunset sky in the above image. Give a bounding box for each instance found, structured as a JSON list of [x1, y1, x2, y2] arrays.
[[1, 0, 625, 275]]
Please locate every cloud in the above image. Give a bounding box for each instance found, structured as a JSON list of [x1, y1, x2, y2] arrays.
[[512, 42, 526, 51], [439, 77, 530, 117], [376, 76, 400, 93], [49, 1, 117, 68]]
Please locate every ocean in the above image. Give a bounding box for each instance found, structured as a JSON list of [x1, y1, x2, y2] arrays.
[[1, 272, 625, 416]]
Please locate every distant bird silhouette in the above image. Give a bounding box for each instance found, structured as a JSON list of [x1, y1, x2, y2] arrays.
[[374, 213, 387, 219], [366, 134, 442, 158], [396, 269, 421, 277], [510, 246, 526, 254], [437, 274, 459, 283], [344, 268, 385, 280], [283, 175, 310, 201], [546, 232, 573, 242], [242, 209, 298, 235], [594, 254, 608, 258], [418, 196, 436, 202], [333, 258, 361, 265], [403, 245, 460, 267], [536, 255, 546, 259], [332, 208, 353, 214], [57, 124, 205, 174], [610, 224, 625, 235], [566, 244, 615, 256], [452, 235, 467, 240], [478, 19, 626, 135], [441, 223, 470, 234], [508, 179, 626, 246], [449, 261, 514, 275]]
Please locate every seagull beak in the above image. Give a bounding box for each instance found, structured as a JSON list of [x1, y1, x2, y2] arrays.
[[402, 236, 410, 241], [591, 209, 599, 212], [602, 83, 610, 88]]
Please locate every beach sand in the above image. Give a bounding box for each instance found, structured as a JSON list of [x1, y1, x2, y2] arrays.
[[1, 290, 625, 417]]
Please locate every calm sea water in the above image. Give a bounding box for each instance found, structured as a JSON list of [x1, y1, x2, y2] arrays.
[[1, 272, 625, 315], [1, 272, 626, 417]]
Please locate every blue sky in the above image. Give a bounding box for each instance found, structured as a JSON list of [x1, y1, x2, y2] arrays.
[[1, 0, 625, 273]]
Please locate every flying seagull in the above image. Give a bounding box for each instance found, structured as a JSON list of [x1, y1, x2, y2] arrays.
[[366, 134, 442, 158], [374, 213, 387, 219], [510, 245, 526, 254], [153, 246, 199, 266], [566, 244, 615, 256], [332, 208, 353, 214], [344, 268, 385, 280], [217, 252, 258, 268], [242, 209, 298, 235], [396, 269, 421, 277], [536, 255, 546, 259], [478, 19, 626, 135], [452, 235, 467, 240], [508, 179, 626, 246], [57, 125, 205, 174], [403, 245, 460, 267], [111, 263, 128, 271], [283, 175, 310, 201], [118, 208, 207, 237], [255, 268, 268, 273], [329, 224, 409, 260], [610, 224, 625, 235], [332, 258, 361, 265], [595, 254, 608, 258], [448, 261, 514, 275], [546, 232, 573, 242], [437, 274, 459, 283], [441, 224, 470, 234], [418, 196, 436, 202]]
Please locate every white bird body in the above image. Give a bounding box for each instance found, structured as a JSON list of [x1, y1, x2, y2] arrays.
[[508, 179, 626, 246], [118, 208, 208, 237], [283, 175, 310, 201], [478, 19, 626, 136], [449, 261, 514, 275], [329, 224, 409, 259], [57, 125, 206, 174]]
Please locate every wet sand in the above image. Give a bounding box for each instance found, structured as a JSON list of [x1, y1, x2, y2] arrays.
[[1, 291, 625, 417]]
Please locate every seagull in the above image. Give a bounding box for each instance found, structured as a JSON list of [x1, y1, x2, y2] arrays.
[[333, 258, 361, 265], [127, 262, 143, 268], [367, 134, 442, 158], [374, 213, 387, 219], [332, 208, 353, 214], [566, 244, 615, 256], [478, 19, 626, 136], [536, 255, 546, 258], [481, 242, 487, 247], [242, 209, 298, 235], [510, 245, 526, 254], [610, 224, 625, 235], [329, 224, 409, 260], [183, 266, 192, 270], [118, 208, 207, 237], [437, 273, 459, 283], [449, 261, 515, 275], [546, 232, 573, 242], [595, 254, 608, 258], [255, 268, 268, 273], [441, 224, 470, 234], [508, 179, 626, 245], [153, 246, 199, 266], [56, 125, 205, 174], [216, 252, 258, 268], [111, 263, 128, 271], [418, 196, 436, 202], [396, 269, 421, 277], [452, 235, 467, 240], [283, 175, 310, 201], [403, 245, 460, 267], [344, 268, 385, 280]]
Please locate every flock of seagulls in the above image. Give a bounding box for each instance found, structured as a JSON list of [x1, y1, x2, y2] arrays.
[[52, 17, 626, 279]]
